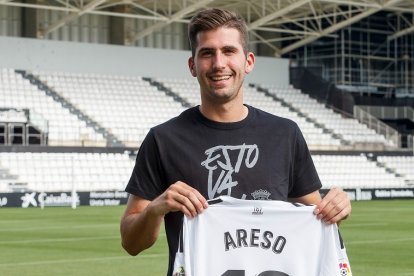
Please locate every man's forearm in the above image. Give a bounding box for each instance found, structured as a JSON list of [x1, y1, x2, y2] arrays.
[[120, 206, 164, 255]]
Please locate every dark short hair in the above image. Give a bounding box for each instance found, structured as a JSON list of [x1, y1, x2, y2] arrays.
[[188, 8, 249, 57]]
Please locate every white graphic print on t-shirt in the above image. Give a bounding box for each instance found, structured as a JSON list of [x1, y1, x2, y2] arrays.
[[201, 144, 259, 199]]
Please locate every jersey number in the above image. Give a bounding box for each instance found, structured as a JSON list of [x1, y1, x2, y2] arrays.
[[222, 270, 288, 276]]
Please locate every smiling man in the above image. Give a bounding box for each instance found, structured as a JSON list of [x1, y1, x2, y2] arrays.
[[189, 27, 255, 118], [188, 10, 255, 123], [120, 8, 351, 276]]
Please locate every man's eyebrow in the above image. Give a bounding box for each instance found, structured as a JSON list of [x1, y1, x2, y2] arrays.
[[198, 47, 214, 53], [222, 45, 238, 51], [198, 45, 239, 53]]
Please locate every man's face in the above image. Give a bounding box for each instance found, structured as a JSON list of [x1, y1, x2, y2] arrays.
[[188, 27, 255, 104]]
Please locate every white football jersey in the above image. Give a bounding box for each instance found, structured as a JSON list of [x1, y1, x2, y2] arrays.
[[173, 196, 352, 276]]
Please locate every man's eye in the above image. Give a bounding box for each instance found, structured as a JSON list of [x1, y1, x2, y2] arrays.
[[200, 51, 213, 57], [224, 50, 235, 55]]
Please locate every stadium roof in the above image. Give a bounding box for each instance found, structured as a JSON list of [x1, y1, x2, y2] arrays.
[[1, 0, 413, 56]]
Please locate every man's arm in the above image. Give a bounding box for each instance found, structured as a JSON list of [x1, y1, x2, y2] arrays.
[[289, 187, 351, 225], [120, 195, 162, 255], [120, 181, 208, 255]]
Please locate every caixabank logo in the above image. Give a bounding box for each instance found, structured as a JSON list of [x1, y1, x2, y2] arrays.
[[20, 192, 80, 208], [20, 192, 38, 208]]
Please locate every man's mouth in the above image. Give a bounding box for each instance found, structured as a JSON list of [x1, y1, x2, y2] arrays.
[[210, 75, 231, 81]]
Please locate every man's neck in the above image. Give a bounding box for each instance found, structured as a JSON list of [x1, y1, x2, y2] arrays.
[[199, 102, 248, 123]]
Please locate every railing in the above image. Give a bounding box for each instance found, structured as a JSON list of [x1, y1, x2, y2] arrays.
[[358, 106, 414, 122], [0, 108, 48, 145], [353, 106, 401, 148]]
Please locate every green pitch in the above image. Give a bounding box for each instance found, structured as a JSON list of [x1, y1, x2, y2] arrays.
[[340, 200, 414, 276], [0, 200, 413, 276]]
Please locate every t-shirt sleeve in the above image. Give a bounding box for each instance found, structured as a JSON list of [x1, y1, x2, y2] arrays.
[[288, 124, 322, 198], [125, 129, 167, 200]]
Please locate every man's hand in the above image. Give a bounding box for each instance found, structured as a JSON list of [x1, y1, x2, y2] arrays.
[[148, 181, 209, 218], [120, 181, 208, 256], [314, 187, 351, 224]]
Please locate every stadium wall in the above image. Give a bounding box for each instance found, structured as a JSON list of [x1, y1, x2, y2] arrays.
[[0, 36, 289, 85]]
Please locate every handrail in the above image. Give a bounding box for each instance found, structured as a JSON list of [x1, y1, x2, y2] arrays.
[[358, 106, 413, 122], [353, 106, 400, 148]]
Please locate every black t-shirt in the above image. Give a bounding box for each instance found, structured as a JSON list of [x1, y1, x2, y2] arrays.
[[126, 105, 322, 275]]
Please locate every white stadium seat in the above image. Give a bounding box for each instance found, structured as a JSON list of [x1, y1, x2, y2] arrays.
[[1, 68, 412, 193]]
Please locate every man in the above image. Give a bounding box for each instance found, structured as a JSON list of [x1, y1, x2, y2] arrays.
[[121, 8, 351, 276]]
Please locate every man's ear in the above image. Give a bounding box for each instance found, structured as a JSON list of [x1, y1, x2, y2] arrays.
[[188, 57, 197, 77], [245, 52, 255, 74]]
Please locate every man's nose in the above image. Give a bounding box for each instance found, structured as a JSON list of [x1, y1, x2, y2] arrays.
[[212, 52, 226, 69]]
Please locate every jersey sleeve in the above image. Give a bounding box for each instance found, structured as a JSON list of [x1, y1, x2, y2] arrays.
[[125, 129, 167, 200], [172, 227, 186, 276], [320, 227, 353, 276], [288, 124, 322, 198]]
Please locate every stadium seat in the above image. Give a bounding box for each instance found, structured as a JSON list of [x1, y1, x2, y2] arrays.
[[0, 151, 135, 192], [34, 71, 186, 146], [312, 154, 407, 189], [262, 84, 396, 148]]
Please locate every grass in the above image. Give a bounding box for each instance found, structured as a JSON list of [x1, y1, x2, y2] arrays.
[[340, 200, 414, 276], [0, 206, 167, 276], [0, 200, 413, 275]]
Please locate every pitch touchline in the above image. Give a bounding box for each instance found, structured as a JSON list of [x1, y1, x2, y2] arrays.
[[348, 237, 414, 245], [0, 223, 118, 232], [0, 254, 166, 267], [341, 222, 388, 228], [0, 235, 120, 245], [0, 232, 167, 245]]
